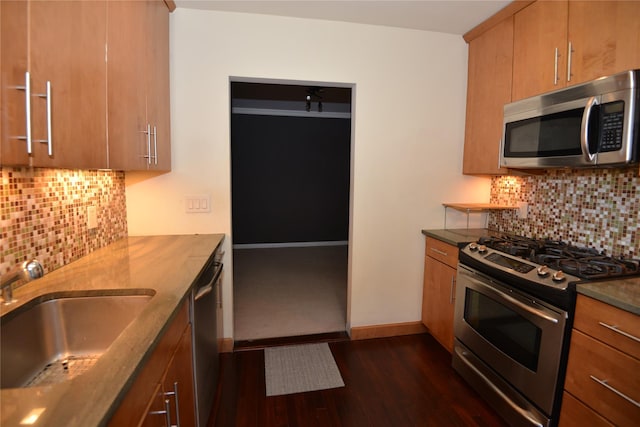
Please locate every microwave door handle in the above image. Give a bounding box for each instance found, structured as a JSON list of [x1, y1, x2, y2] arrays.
[[580, 96, 599, 163]]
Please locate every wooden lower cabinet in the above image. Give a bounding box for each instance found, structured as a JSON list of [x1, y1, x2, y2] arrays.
[[421, 237, 458, 353], [109, 300, 195, 427], [558, 392, 613, 427], [560, 295, 640, 427], [141, 325, 196, 427]]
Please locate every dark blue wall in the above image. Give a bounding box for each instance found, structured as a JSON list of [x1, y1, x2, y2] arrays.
[[231, 114, 351, 244]]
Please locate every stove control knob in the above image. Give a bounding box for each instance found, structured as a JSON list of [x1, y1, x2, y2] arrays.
[[478, 245, 488, 254], [469, 243, 478, 251], [537, 266, 550, 277], [552, 270, 566, 282]]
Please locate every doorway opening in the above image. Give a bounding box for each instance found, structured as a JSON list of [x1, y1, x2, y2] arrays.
[[230, 80, 352, 344]]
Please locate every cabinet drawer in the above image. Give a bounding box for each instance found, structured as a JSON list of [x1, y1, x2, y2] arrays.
[[559, 392, 613, 427], [565, 330, 640, 427], [425, 237, 458, 268], [574, 294, 640, 360]]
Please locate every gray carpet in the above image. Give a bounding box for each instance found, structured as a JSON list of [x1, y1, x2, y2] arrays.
[[234, 246, 348, 341], [264, 343, 345, 396]]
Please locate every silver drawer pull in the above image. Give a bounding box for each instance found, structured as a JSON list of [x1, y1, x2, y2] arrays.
[[15, 71, 33, 154], [149, 398, 174, 426], [590, 375, 640, 408], [430, 247, 448, 257], [598, 321, 640, 343]]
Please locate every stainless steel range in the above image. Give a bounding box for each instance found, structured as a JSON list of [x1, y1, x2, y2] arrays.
[[452, 235, 640, 427]]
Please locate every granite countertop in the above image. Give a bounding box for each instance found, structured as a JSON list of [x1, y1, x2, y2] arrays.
[[577, 277, 640, 315], [421, 228, 499, 248], [0, 234, 225, 427]]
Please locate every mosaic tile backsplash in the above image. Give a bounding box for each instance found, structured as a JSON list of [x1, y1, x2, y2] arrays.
[[489, 168, 640, 258], [1, 167, 127, 277]]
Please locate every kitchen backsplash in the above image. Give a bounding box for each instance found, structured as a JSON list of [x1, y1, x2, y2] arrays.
[[1, 167, 127, 277], [489, 168, 640, 258]]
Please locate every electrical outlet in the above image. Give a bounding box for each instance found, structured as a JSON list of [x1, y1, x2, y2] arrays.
[[516, 201, 528, 219], [87, 205, 98, 229], [185, 194, 211, 213]]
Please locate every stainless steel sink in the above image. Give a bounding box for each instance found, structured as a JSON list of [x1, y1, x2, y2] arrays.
[[0, 291, 154, 388]]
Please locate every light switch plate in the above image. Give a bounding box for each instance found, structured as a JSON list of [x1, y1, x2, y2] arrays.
[[185, 194, 211, 213]]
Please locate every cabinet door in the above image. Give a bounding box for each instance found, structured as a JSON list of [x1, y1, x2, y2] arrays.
[[0, 0, 29, 166], [422, 256, 456, 353], [107, 0, 171, 171], [463, 16, 512, 175], [512, 0, 569, 101], [163, 324, 196, 427], [107, 0, 148, 170], [567, 1, 640, 86], [146, 0, 171, 171], [29, 0, 107, 168]]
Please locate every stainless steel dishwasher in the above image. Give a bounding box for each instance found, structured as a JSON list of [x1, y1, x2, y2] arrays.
[[191, 250, 223, 427]]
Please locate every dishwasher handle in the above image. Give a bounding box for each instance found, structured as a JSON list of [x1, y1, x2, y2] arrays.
[[194, 262, 222, 301]]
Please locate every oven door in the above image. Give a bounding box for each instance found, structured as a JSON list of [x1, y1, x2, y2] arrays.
[[454, 264, 567, 416]]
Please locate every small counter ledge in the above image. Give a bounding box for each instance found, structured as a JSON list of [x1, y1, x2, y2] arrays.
[[577, 277, 640, 315], [0, 233, 225, 427]]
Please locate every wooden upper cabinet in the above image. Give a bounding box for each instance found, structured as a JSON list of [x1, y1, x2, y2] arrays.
[[567, 1, 640, 85], [513, 0, 640, 101], [512, 0, 569, 101], [463, 16, 513, 175], [1, 0, 108, 168], [108, 0, 171, 171], [0, 0, 28, 166]]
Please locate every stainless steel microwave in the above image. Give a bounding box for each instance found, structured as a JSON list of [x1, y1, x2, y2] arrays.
[[501, 69, 639, 169]]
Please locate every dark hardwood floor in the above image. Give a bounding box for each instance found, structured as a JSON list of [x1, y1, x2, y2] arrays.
[[209, 333, 508, 427]]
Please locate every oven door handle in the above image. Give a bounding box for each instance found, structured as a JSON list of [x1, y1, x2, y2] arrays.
[[464, 272, 560, 325], [501, 291, 559, 324]]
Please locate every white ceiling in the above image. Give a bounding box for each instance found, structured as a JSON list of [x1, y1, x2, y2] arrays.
[[174, 0, 511, 35]]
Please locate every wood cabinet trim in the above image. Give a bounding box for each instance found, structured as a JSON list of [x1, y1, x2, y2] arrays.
[[164, 0, 176, 12], [463, 0, 534, 43]]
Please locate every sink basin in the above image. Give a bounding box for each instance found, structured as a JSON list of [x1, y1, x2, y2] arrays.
[[0, 291, 154, 388]]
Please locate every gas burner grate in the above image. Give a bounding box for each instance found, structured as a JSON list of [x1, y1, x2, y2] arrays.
[[476, 234, 640, 280]]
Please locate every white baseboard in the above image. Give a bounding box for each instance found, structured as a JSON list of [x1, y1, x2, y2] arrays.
[[233, 241, 348, 249]]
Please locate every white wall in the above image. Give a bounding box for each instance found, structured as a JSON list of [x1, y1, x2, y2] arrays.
[[126, 9, 491, 338]]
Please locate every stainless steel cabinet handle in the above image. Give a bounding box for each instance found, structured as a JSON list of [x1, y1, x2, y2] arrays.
[[173, 382, 181, 427], [164, 382, 181, 427], [33, 81, 53, 156], [43, 81, 53, 155], [430, 247, 448, 257], [553, 47, 559, 85], [149, 398, 173, 426], [15, 71, 33, 154], [141, 124, 152, 164], [567, 41, 573, 82], [153, 125, 158, 165], [590, 375, 640, 408], [598, 321, 640, 343]]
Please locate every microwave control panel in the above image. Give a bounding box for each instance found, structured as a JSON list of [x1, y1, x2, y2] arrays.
[[599, 101, 624, 152]]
